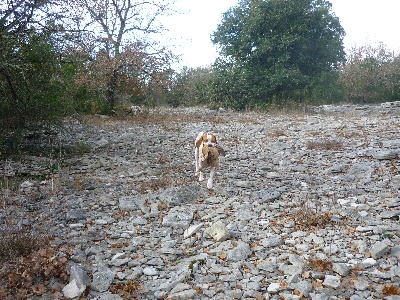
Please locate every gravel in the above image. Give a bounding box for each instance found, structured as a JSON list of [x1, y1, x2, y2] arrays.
[[1, 103, 399, 299]]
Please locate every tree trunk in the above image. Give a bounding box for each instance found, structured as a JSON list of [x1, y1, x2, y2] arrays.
[[106, 68, 118, 108]]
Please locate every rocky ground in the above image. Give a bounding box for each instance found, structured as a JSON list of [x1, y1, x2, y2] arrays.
[[1, 103, 400, 300]]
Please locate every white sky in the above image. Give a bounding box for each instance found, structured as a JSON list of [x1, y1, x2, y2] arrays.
[[162, 0, 400, 69]]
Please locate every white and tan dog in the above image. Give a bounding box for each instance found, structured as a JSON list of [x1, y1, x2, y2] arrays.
[[195, 132, 225, 189]]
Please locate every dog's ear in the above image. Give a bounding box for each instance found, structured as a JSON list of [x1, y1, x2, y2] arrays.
[[195, 133, 207, 148], [195, 139, 202, 148], [211, 134, 217, 144]]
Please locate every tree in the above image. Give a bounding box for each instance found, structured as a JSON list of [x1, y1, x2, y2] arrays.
[[65, 0, 176, 108], [211, 0, 346, 107], [0, 0, 67, 133]]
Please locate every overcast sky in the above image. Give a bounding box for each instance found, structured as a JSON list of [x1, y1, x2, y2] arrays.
[[162, 0, 400, 69]]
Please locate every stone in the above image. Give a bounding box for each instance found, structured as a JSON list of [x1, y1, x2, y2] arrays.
[[204, 220, 230, 242], [372, 150, 399, 160], [252, 188, 281, 202], [267, 282, 280, 293], [354, 279, 369, 291], [290, 280, 312, 297], [91, 266, 115, 292], [280, 265, 303, 277], [260, 235, 283, 248], [162, 207, 194, 228], [118, 196, 139, 210], [323, 275, 341, 289], [361, 257, 377, 267], [143, 267, 158, 276], [227, 240, 251, 261], [183, 223, 203, 238], [332, 263, 350, 276], [370, 241, 390, 259], [63, 279, 84, 299], [353, 240, 368, 253], [93, 293, 124, 300], [62, 265, 91, 299], [391, 245, 400, 259]]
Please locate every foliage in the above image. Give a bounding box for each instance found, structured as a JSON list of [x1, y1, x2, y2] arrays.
[[0, 29, 66, 131], [339, 43, 400, 103], [64, 0, 177, 108], [168, 67, 217, 107], [210, 0, 346, 108], [0, 1, 65, 133]]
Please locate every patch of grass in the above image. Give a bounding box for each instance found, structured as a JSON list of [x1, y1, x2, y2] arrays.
[[382, 285, 400, 296], [0, 227, 45, 262], [307, 258, 333, 272], [74, 141, 92, 155], [157, 200, 169, 211], [267, 128, 286, 138], [138, 176, 171, 193], [291, 207, 332, 230], [109, 280, 142, 299], [306, 139, 343, 151]]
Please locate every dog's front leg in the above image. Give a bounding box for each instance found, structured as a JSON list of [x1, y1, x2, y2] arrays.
[[207, 167, 215, 189], [198, 171, 204, 182], [195, 147, 200, 174]]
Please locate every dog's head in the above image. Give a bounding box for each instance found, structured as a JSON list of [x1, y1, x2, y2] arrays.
[[201, 143, 219, 161], [200, 143, 220, 169], [195, 132, 217, 148]]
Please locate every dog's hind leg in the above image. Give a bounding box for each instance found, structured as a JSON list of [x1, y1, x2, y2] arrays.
[[207, 167, 215, 189]]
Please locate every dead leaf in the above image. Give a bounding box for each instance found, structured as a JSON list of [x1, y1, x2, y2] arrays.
[[382, 285, 400, 295], [312, 281, 323, 288], [32, 284, 46, 295]]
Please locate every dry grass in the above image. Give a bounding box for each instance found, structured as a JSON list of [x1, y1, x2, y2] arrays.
[[267, 128, 286, 138], [0, 227, 47, 262], [0, 176, 70, 299], [382, 285, 400, 296], [307, 258, 333, 272], [138, 176, 172, 193], [85, 109, 207, 126], [306, 139, 344, 151], [291, 207, 332, 230], [109, 280, 142, 300]]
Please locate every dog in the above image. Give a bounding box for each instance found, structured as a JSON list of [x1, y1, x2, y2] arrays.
[[195, 132, 225, 189]]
